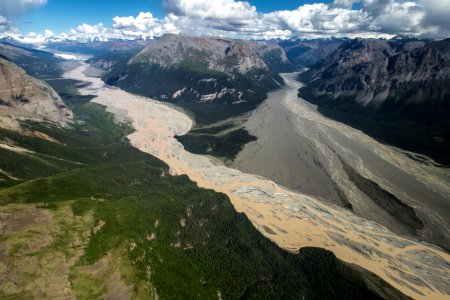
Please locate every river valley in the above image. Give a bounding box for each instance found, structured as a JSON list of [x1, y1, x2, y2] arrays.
[[64, 63, 450, 300], [234, 73, 450, 250]]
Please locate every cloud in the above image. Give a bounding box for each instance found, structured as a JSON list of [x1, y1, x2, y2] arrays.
[[0, 15, 11, 31], [44, 29, 53, 36], [74, 23, 107, 35], [142, 0, 450, 39], [112, 12, 179, 38], [4, 0, 450, 43], [0, 0, 47, 41], [263, 3, 371, 36], [360, 0, 393, 16], [332, 0, 358, 8], [370, 1, 425, 34], [419, 0, 450, 36], [0, 0, 47, 16], [163, 0, 257, 20], [0, 14, 19, 35]]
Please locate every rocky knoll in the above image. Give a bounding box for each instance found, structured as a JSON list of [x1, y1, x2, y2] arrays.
[[0, 57, 73, 131], [299, 38, 450, 164]]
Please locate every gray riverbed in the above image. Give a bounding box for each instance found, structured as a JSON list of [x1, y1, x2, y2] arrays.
[[233, 73, 450, 250]]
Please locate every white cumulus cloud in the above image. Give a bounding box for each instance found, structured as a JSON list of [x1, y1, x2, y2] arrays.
[[0, 14, 19, 36], [112, 12, 180, 38], [74, 23, 106, 35], [163, 0, 257, 20], [0, 15, 11, 31]]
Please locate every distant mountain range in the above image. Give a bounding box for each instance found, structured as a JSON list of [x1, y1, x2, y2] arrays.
[[0, 40, 65, 78], [298, 38, 450, 165], [46, 38, 150, 55], [279, 37, 347, 67]]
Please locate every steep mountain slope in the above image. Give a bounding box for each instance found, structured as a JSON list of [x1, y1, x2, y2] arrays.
[[299, 38, 450, 164], [250, 41, 297, 72], [87, 50, 141, 73], [0, 41, 65, 78], [0, 57, 73, 131], [279, 38, 346, 67], [104, 34, 284, 123]]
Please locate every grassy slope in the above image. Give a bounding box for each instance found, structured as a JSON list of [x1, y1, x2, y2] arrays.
[[0, 78, 411, 299]]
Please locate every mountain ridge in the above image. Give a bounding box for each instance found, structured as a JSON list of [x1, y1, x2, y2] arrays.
[[103, 34, 286, 124], [298, 38, 450, 165]]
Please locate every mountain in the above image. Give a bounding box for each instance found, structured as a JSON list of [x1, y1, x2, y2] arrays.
[[279, 38, 347, 67], [298, 38, 450, 164], [0, 57, 73, 131], [46, 38, 149, 56], [103, 34, 284, 123], [84, 38, 296, 74], [87, 50, 140, 72], [250, 41, 297, 72], [0, 41, 65, 78], [0, 36, 37, 49]]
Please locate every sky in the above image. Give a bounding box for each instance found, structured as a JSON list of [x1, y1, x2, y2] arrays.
[[0, 0, 449, 43]]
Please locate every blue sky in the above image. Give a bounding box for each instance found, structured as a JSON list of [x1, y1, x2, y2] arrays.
[[12, 0, 333, 34], [13, 0, 165, 34], [1, 0, 449, 41]]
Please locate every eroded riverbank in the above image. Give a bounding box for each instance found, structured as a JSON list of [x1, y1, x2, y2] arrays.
[[65, 63, 450, 300]]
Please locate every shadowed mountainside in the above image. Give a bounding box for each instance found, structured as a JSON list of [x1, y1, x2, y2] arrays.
[[298, 38, 450, 165]]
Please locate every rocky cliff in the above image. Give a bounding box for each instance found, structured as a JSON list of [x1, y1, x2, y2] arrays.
[[298, 38, 450, 164], [0, 57, 73, 130]]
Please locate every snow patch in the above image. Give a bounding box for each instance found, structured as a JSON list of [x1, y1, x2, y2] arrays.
[[198, 78, 217, 83], [200, 88, 237, 102], [172, 87, 187, 98]]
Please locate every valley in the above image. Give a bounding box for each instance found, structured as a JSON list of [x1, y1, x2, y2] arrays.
[[1, 1, 450, 299], [0, 59, 410, 299], [233, 73, 450, 250], [64, 62, 450, 300]]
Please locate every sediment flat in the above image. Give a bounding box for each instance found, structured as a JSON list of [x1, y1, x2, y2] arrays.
[[234, 73, 450, 250], [65, 63, 450, 300]]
